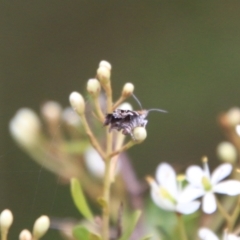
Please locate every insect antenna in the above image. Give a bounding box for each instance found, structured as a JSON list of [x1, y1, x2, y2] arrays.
[[131, 93, 143, 109], [148, 108, 168, 113]]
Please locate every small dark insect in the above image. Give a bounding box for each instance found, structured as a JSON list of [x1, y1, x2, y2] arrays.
[[104, 95, 167, 138]]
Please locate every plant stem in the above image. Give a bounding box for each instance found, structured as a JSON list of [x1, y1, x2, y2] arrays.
[[80, 114, 106, 159], [102, 156, 111, 240], [216, 197, 231, 228], [102, 81, 113, 240], [93, 96, 105, 122], [177, 214, 188, 240]]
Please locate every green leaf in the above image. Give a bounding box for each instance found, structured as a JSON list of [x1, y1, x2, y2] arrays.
[[70, 178, 93, 221], [72, 225, 102, 240], [62, 140, 89, 154], [140, 235, 152, 240], [118, 210, 141, 240]]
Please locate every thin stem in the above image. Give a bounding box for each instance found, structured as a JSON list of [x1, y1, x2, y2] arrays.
[[177, 213, 188, 240], [216, 197, 232, 228], [109, 140, 136, 158], [229, 196, 240, 231], [112, 96, 126, 110], [1, 231, 8, 240], [102, 157, 111, 240], [80, 114, 106, 159], [102, 81, 113, 240], [93, 96, 105, 122]]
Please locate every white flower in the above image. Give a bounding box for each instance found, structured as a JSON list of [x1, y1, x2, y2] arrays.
[[180, 160, 240, 214], [147, 163, 200, 214], [199, 228, 240, 240]]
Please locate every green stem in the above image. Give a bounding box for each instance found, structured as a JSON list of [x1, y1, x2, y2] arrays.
[[177, 214, 188, 240], [228, 196, 240, 231], [216, 197, 231, 228]]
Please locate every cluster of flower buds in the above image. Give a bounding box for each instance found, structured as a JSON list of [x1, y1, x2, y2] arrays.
[[0, 210, 49, 240]]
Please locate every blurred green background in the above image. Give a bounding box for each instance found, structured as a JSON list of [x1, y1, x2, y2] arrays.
[[1, 1, 240, 239]]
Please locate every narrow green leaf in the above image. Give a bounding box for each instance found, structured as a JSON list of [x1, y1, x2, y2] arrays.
[[73, 226, 90, 240], [72, 225, 102, 240], [70, 178, 93, 221], [140, 235, 152, 240], [118, 210, 141, 240]]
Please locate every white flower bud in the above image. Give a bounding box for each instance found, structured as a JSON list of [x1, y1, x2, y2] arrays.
[[62, 107, 81, 127], [87, 78, 101, 96], [19, 229, 32, 240], [69, 92, 85, 115], [118, 102, 133, 111], [133, 127, 147, 142], [217, 141, 237, 163], [236, 125, 240, 136], [0, 209, 13, 232], [84, 147, 105, 178], [9, 108, 41, 148], [32, 215, 50, 239], [97, 66, 111, 85], [41, 101, 62, 124], [99, 60, 112, 70], [226, 107, 240, 126], [122, 83, 134, 97]]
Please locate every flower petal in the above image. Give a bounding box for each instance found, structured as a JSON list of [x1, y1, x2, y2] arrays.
[[198, 228, 219, 240], [186, 166, 204, 187], [150, 188, 175, 211], [176, 201, 200, 215], [179, 185, 204, 202], [211, 163, 232, 185], [202, 192, 216, 214], [227, 234, 240, 240], [214, 180, 240, 196], [156, 163, 177, 198]]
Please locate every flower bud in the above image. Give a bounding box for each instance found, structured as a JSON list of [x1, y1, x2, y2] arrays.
[[97, 61, 111, 85], [87, 78, 101, 96], [0, 209, 13, 232], [118, 102, 133, 111], [19, 229, 32, 240], [9, 108, 41, 148], [41, 101, 62, 124], [217, 141, 237, 163], [236, 125, 240, 136], [84, 147, 105, 178], [69, 92, 85, 115], [133, 127, 147, 142], [32, 215, 50, 239], [122, 83, 134, 97], [226, 107, 240, 126], [99, 60, 112, 70]]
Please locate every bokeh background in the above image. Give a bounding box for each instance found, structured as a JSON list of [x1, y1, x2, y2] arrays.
[[1, 1, 240, 239]]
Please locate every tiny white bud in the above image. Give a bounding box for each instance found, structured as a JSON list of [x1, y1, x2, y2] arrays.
[[226, 107, 240, 126], [99, 60, 112, 70], [118, 102, 133, 111], [0, 209, 13, 232], [32, 215, 50, 239], [69, 92, 85, 115], [133, 127, 147, 142], [217, 141, 237, 163], [41, 101, 62, 124], [236, 125, 240, 136], [19, 229, 32, 240], [87, 78, 101, 96], [84, 147, 105, 178], [9, 108, 41, 148], [97, 66, 111, 84], [62, 107, 81, 127], [122, 83, 134, 97]]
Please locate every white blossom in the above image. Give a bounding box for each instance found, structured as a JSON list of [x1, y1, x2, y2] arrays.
[[199, 228, 240, 240], [180, 161, 240, 214], [148, 163, 200, 214]]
